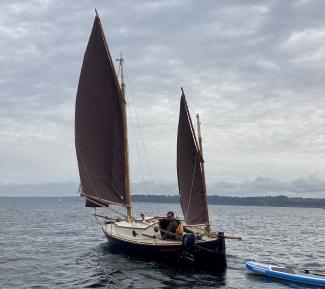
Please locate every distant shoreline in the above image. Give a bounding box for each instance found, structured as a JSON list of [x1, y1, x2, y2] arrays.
[[133, 195, 325, 208], [1, 195, 325, 208]]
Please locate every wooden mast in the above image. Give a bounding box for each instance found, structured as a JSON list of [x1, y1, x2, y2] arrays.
[[117, 52, 132, 218], [196, 113, 210, 229]]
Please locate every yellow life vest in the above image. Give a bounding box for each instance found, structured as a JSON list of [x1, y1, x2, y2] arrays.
[[176, 223, 184, 234]]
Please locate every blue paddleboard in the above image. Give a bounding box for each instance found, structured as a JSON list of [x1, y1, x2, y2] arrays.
[[246, 261, 325, 287]]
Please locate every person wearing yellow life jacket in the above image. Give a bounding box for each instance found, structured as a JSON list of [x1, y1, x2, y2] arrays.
[[163, 211, 193, 240]]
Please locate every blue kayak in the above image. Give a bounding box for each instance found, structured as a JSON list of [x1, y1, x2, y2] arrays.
[[246, 261, 325, 287]]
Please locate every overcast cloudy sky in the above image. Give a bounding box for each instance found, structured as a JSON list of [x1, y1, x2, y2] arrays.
[[1, 0, 325, 197]]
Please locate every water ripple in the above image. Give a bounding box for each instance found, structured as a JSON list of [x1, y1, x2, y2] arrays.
[[0, 199, 324, 288]]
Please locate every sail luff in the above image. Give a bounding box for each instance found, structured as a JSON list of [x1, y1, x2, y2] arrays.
[[98, 17, 132, 215], [184, 94, 209, 224], [96, 16, 122, 96], [182, 93, 203, 162], [196, 114, 210, 226]]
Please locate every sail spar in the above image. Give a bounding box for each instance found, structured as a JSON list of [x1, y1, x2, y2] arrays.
[[75, 15, 128, 207], [177, 91, 209, 225]]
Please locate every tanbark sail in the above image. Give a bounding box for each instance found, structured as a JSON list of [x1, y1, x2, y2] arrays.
[[177, 92, 209, 225], [75, 16, 127, 207]]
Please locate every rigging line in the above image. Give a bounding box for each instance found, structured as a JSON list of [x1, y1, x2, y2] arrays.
[[95, 201, 135, 220], [106, 204, 145, 222], [184, 98, 202, 159], [130, 96, 153, 193], [116, 55, 155, 216], [187, 101, 196, 116], [184, 150, 199, 222], [186, 97, 198, 126], [94, 207, 103, 226], [124, 69, 157, 195], [117, 62, 121, 78], [185, 99, 199, 136], [118, 57, 162, 217], [134, 105, 157, 194], [107, 204, 127, 218], [117, 56, 148, 196], [127, 100, 149, 195], [125, 89, 154, 215]]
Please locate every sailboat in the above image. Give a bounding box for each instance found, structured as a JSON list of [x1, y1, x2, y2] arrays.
[[75, 12, 228, 269]]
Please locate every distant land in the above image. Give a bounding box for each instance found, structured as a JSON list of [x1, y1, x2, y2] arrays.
[[132, 195, 325, 208], [1, 176, 325, 198], [1, 195, 325, 208]]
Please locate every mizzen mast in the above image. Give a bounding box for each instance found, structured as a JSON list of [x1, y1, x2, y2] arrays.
[[117, 52, 132, 218], [196, 113, 210, 229]]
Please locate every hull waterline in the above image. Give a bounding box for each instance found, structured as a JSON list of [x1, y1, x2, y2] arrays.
[[103, 224, 227, 270]]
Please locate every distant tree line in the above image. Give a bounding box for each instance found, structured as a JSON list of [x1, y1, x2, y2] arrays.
[[132, 195, 325, 208]]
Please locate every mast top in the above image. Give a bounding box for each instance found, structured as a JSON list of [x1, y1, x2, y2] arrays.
[[196, 113, 202, 139], [116, 52, 126, 105], [116, 52, 125, 88]]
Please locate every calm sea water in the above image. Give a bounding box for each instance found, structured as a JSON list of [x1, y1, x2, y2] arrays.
[[0, 197, 324, 289]]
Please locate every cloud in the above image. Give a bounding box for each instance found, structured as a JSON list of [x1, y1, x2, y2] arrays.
[[0, 0, 324, 189], [1, 174, 324, 198], [207, 175, 325, 198]]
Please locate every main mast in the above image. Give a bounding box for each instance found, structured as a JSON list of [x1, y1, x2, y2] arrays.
[[117, 52, 132, 218]]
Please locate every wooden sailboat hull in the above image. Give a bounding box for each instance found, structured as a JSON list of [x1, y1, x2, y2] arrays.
[[102, 221, 226, 270]]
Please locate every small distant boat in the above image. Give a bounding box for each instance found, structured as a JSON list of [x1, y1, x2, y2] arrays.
[[246, 261, 325, 287]]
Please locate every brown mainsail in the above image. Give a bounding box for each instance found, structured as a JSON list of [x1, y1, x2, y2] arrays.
[[75, 15, 128, 207], [177, 90, 209, 225]]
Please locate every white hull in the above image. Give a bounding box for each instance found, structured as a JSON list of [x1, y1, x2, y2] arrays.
[[101, 217, 227, 269]]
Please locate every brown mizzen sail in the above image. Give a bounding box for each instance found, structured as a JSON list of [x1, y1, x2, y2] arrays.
[[75, 15, 129, 208], [177, 89, 209, 225]]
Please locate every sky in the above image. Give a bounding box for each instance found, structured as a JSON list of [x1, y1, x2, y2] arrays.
[[1, 0, 325, 197]]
